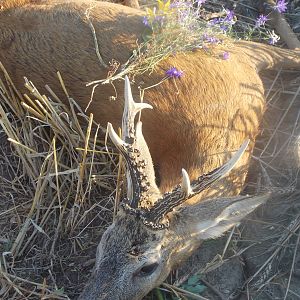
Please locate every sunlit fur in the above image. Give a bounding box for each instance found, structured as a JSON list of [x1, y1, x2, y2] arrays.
[[0, 0, 138, 9], [0, 1, 300, 299]]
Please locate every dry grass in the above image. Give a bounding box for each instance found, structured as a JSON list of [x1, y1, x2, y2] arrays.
[[239, 69, 300, 300], [87, 1, 237, 87], [179, 69, 300, 300], [0, 64, 122, 299]]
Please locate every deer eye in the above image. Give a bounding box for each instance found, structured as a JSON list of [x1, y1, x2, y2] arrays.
[[137, 262, 159, 277], [128, 246, 141, 256]]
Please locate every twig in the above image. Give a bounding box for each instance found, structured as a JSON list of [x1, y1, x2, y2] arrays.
[[85, 7, 108, 69], [162, 282, 209, 300], [200, 278, 227, 300]]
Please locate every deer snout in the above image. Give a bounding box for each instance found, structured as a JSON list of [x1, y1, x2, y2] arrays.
[[78, 262, 122, 300], [78, 262, 144, 300]]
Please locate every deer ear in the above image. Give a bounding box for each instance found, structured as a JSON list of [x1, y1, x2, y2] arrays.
[[171, 194, 270, 240]]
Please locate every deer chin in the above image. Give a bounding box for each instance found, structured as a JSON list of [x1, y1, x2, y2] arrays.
[[79, 269, 169, 300]]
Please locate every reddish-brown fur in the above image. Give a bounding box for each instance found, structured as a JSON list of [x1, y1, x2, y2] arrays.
[[0, 0, 299, 200], [0, 0, 138, 9]]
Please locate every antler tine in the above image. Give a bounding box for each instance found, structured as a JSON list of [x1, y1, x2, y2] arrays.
[[190, 140, 250, 194], [122, 76, 152, 142], [108, 77, 161, 209], [142, 140, 250, 228], [181, 168, 192, 197], [108, 122, 143, 206]]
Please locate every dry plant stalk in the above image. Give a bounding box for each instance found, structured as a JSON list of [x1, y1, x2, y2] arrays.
[[0, 64, 121, 299]]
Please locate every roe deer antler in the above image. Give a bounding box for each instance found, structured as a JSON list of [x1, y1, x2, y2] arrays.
[[108, 77, 250, 229], [107, 76, 161, 209]]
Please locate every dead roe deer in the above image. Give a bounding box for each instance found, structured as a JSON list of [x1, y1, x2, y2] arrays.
[[0, 0, 300, 299]]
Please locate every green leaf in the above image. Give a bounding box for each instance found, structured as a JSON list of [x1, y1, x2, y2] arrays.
[[187, 275, 199, 286], [179, 273, 206, 296], [185, 284, 206, 294], [155, 288, 165, 300], [142, 28, 154, 42]]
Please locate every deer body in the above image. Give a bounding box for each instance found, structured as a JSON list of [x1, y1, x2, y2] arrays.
[[0, 0, 291, 195], [0, 1, 300, 299]]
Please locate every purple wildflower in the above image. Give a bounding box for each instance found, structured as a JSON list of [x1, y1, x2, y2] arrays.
[[220, 24, 229, 32], [165, 67, 184, 79], [208, 9, 235, 28], [142, 16, 149, 27], [202, 33, 220, 44], [154, 15, 165, 26], [197, 0, 206, 6], [274, 0, 287, 13], [170, 1, 184, 8], [255, 14, 268, 27], [224, 9, 235, 24], [222, 51, 230, 60], [209, 18, 221, 26], [268, 30, 280, 45], [171, 1, 192, 8]]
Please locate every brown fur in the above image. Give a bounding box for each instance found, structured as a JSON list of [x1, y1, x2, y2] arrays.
[[0, 1, 300, 298], [0, 0, 299, 199], [0, 0, 139, 9], [1, 0, 299, 197]]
